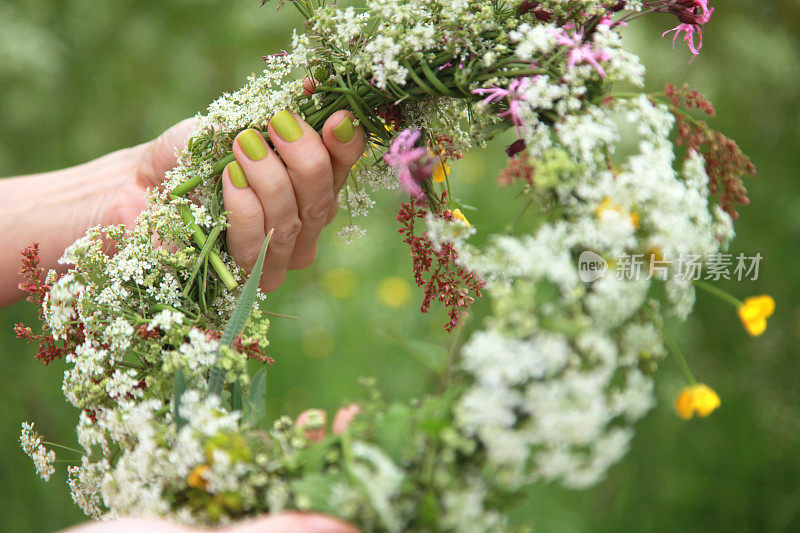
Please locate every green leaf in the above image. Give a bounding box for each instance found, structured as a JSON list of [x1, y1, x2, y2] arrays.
[[243, 368, 267, 427], [208, 229, 273, 397], [231, 380, 242, 412], [372, 403, 413, 463], [173, 369, 188, 431], [293, 436, 339, 474], [289, 472, 342, 514]]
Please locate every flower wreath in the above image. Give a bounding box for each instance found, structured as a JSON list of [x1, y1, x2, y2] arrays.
[[18, 1, 767, 531]]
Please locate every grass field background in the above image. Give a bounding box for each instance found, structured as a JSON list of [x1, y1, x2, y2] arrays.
[[1, 1, 799, 531]]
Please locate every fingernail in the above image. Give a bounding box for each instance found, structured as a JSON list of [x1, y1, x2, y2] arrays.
[[237, 128, 268, 160], [270, 110, 303, 143], [332, 116, 354, 143], [227, 161, 248, 188]]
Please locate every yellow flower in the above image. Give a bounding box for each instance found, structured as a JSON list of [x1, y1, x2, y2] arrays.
[[595, 197, 640, 229], [426, 147, 450, 183], [738, 295, 775, 336], [675, 384, 721, 419], [433, 161, 449, 183], [451, 208, 470, 227], [188, 464, 210, 490], [377, 277, 411, 308]]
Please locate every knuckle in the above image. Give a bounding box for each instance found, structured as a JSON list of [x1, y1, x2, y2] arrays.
[[230, 202, 263, 224], [234, 244, 261, 272], [271, 217, 303, 248], [261, 174, 294, 199], [325, 203, 339, 224], [295, 151, 330, 179], [302, 193, 335, 222]]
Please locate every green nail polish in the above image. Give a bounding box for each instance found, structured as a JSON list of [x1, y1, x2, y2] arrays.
[[270, 110, 303, 143], [332, 116, 354, 143], [238, 128, 268, 160], [227, 161, 248, 188]]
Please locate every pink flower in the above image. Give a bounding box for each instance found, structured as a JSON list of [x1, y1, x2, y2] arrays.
[[662, 23, 704, 56], [383, 129, 437, 199], [549, 28, 611, 78], [472, 77, 531, 138], [646, 0, 714, 58]]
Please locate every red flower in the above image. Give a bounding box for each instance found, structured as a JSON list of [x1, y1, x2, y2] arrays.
[[665, 83, 755, 219], [397, 193, 485, 332], [15, 243, 84, 364]]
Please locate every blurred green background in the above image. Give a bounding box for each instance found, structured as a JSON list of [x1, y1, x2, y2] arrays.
[[1, 1, 799, 531]]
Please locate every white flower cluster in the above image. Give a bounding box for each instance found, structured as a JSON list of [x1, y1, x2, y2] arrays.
[[446, 89, 732, 488], [19, 422, 56, 482], [42, 272, 84, 341]]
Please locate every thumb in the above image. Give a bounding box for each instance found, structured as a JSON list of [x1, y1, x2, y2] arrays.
[[136, 117, 198, 188]]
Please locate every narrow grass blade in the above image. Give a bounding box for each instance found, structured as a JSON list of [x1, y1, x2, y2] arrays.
[[208, 229, 273, 398], [244, 368, 267, 427], [173, 369, 188, 431], [231, 380, 242, 412]]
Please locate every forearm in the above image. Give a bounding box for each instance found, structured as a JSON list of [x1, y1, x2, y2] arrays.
[[0, 146, 143, 307]]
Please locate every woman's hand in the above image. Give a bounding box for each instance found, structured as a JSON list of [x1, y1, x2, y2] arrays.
[[221, 110, 365, 291], [0, 109, 365, 304], [118, 110, 365, 293]]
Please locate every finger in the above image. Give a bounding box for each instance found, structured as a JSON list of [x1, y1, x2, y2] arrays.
[[320, 111, 366, 224], [226, 513, 360, 533], [332, 404, 360, 435], [137, 117, 198, 188], [231, 128, 301, 292], [268, 110, 334, 270], [221, 162, 267, 274], [321, 111, 366, 193], [295, 408, 327, 443]]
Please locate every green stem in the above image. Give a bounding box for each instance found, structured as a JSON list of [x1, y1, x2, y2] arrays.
[[661, 324, 697, 385], [116, 360, 144, 371], [42, 441, 84, 455], [151, 302, 199, 320], [694, 280, 743, 308], [475, 67, 545, 82], [170, 153, 236, 199], [339, 431, 357, 484], [439, 319, 467, 392], [182, 224, 224, 298], [260, 310, 300, 320], [211, 152, 237, 175], [178, 204, 238, 291], [403, 61, 438, 96], [420, 60, 459, 97], [289, 0, 313, 19], [505, 197, 534, 233], [170, 175, 202, 198]]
